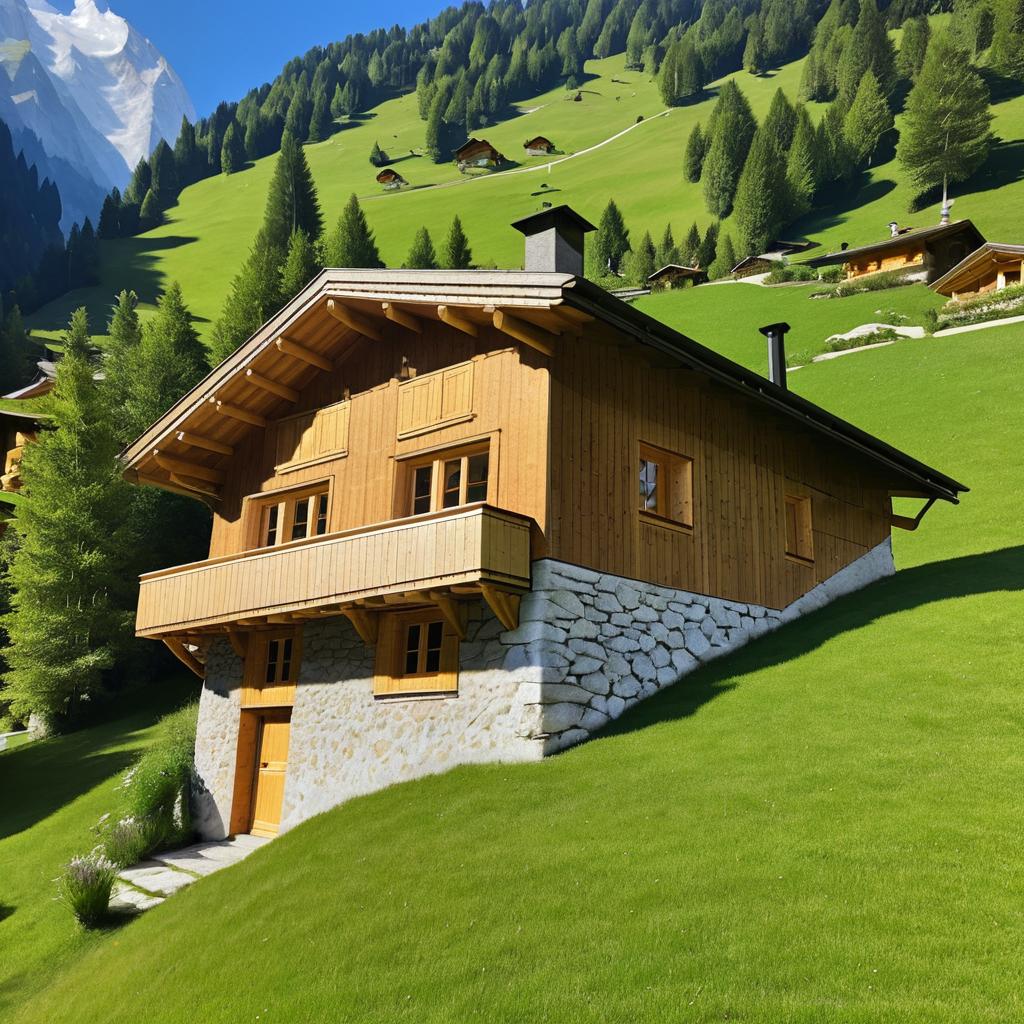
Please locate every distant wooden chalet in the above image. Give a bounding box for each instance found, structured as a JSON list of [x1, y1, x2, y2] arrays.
[[454, 138, 504, 170], [0, 407, 42, 535], [120, 205, 965, 841], [930, 242, 1024, 300], [647, 264, 707, 289], [804, 219, 985, 284], [375, 168, 406, 190], [524, 136, 555, 156], [731, 241, 815, 278], [3, 362, 55, 400]]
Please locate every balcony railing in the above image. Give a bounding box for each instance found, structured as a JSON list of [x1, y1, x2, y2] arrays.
[[136, 504, 532, 637]]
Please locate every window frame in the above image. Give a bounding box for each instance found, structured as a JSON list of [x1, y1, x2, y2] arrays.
[[242, 628, 302, 707], [400, 441, 492, 518], [374, 610, 460, 698], [784, 492, 815, 564], [637, 441, 694, 531], [247, 480, 332, 550]]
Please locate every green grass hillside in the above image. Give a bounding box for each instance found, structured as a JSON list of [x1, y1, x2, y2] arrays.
[[29, 29, 1024, 343], [10, 320, 1023, 1023]]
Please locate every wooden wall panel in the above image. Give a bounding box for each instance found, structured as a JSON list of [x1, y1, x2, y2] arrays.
[[547, 335, 894, 610]]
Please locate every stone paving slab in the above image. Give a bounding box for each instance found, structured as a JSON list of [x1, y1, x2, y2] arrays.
[[152, 836, 269, 876], [109, 882, 164, 914], [117, 862, 198, 896]]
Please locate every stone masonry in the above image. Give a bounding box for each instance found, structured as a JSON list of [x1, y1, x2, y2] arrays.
[[191, 538, 894, 838]]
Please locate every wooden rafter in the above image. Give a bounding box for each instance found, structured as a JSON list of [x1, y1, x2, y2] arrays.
[[245, 368, 299, 402], [342, 607, 379, 645], [276, 336, 333, 371], [428, 590, 467, 639], [152, 451, 225, 485], [479, 583, 520, 631], [438, 305, 479, 337], [177, 431, 233, 456], [382, 302, 423, 333], [492, 309, 556, 357], [211, 399, 267, 428], [168, 472, 221, 499], [163, 637, 204, 678], [326, 298, 383, 342]]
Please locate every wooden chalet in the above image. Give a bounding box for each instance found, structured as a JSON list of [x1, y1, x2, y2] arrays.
[[524, 136, 555, 156], [647, 264, 707, 289], [121, 205, 965, 841], [0, 407, 43, 535], [731, 241, 814, 279], [804, 219, 984, 284], [375, 168, 406, 190], [930, 242, 1024, 301], [454, 138, 504, 170]]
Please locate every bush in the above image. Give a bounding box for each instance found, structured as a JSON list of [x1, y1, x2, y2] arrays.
[[56, 852, 118, 928], [101, 815, 162, 868], [936, 283, 1024, 330], [823, 327, 899, 353], [765, 263, 819, 284], [813, 270, 915, 299], [818, 266, 844, 283]]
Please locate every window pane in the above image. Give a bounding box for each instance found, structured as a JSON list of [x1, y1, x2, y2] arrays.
[[412, 466, 433, 515], [280, 638, 293, 682], [639, 459, 659, 512], [442, 459, 462, 509], [466, 452, 489, 503], [265, 505, 279, 546], [291, 497, 309, 541], [424, 621, 444, 673], [265, 639, 279, 684], [315, 493, 329, 536], [404, 624, 421, 675]]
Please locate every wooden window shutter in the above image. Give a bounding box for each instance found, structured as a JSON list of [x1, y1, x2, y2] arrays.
[[276, 401, 350, 471], [440, 363, 474, 422], [397, 361, 474, 439]]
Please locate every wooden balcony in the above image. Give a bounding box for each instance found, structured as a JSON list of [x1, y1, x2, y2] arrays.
[[136, 504, 533, 639]]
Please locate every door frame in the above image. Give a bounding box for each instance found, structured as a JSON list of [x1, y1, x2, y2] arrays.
[[229, 707, 292, 836]]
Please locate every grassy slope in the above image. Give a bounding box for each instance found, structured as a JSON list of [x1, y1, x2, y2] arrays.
[[0, 678, 196, 1015], [11, 321, 1024, 1024]]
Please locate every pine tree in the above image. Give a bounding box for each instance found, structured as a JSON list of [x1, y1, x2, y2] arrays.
[[836, 0, 897, 105], [280, 229, 321, 300], [173, 116, 201, 189], [98, 189, 121, 239], [897, 15, 931, 81], [285, 87, 311, 140], [762, 89, 797, 153], [625, 3, 652, 69], [787, 105, 820, 217], [696, 221, 719, 270], [591, 199, 631, 275], [897, 32, 992, 204], [657, 224, 680, 266], [103, 290, 143, 440], [623, 231, 656, 285], [443, 215, 473, 269], [308, 87, 332, 142], [404, 226, 439, 269], [139, 188, 161, 231], [150, 139, 179, 208], [221, 123, 245, 174], [425, 91, 445, 163], [124, 158, 151, 206], [703, 81, 756, 218], [369, 141, 387, 167], [732, 127, 788, 257], [991, 0, 1024, 76], [324, 193, 383, 268], [683, 222, 702, 265], [683, 123, 707, 183], [262, 131, 323, 252], [743, 21, 767, 74], [330, 83, 345, 120], [0, 307, 28, 387], [2, 308, 133, 726], [843, 70, 893, 167], [659, 35, 705, 105], [708, 232, 737, 279]]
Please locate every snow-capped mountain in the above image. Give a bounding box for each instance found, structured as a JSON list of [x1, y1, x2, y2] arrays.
[[0, 0, 194, 228]]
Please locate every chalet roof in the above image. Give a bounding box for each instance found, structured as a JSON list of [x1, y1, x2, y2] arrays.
[[0, 407, 47, 428], [375, 168, 405, 183], [930, 242, 1024, 295], [524, 136, 554, 148], [454, 138, 502, 160], [119, 268, 966, 507], [730, 252, 787, 273], [647, 264, 704, 282], [3, 366, 55, 400], [803, 220, 985, 268]]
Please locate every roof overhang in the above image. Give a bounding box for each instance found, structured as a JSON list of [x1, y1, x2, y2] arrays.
[[804, 220, 985, 269], [930, 242, 1024, 295]]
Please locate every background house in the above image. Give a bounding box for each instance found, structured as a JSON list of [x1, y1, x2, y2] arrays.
[[931, 242, 1024, 300], [524, 136, 555, 156], [647, 264, 707, 289], [454, 138, 504, 170], [375, 168, 407, 190]]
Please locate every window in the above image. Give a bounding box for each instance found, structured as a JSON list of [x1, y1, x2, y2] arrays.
[[374, 612, 459, 697], [254, 484, 330, 548], [404, 445, 490, 517], [242, 629, 301, 707], [784, 493, 814, 563], [638, 442, 693, 529]]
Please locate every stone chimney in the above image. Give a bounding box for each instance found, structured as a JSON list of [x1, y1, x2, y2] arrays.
[[511, 205, 597, 276]]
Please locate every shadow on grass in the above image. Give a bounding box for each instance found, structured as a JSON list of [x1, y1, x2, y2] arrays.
[[601, 546, 1024, 739], [0, 904, 13, 923], [793, 176, 899, 240]]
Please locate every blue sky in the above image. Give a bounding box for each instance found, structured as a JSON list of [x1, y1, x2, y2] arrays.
[[59, 1, 448, 116]]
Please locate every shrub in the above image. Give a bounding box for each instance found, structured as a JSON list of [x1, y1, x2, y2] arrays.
[[56, 851, 118, 928], [935, 283, 1024, 330], [823, 327, 899, 353], [813, 270, 915, 298], [818, 266, 844, 283], [765, 263, 819, 284], [101, 815, 162, 868]]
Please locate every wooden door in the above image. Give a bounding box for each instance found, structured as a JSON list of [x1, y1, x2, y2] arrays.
[[249, 711, 291, 837]]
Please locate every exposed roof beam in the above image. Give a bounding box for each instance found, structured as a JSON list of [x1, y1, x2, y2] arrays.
[[276, 336, 333, 371], [152, 451, 225, 485], [382, 302, 423, 333], [163, 637, 204, 678], [492, 309, 556, 356], [211, 398, 267, 428], [438, 305, 478, 337], [177, 431, 234, 456], [245, 368, 299, 403], [168, 472, 221, 500], [326, 298, 383, 342]]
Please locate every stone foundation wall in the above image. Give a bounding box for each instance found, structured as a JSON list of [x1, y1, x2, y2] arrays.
[[191, 538, 894, 838]]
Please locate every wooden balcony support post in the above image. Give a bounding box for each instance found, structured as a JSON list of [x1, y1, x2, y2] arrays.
[[245, 369, 299, 402], [342, 607, 379, 645], [276, 336, 333, 371], [382, 302, 423, 333], [492, 309, 556, 357], [176, 431, 234, 456], [224, 628, 248, 660], [479, 584, 521, 631], [326, 299, 383, 342], [437, 305, 478, 337], [163, 637, 204, 678]]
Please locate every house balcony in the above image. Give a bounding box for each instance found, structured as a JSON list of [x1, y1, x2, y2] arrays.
[[136, 504, 533, 642]]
